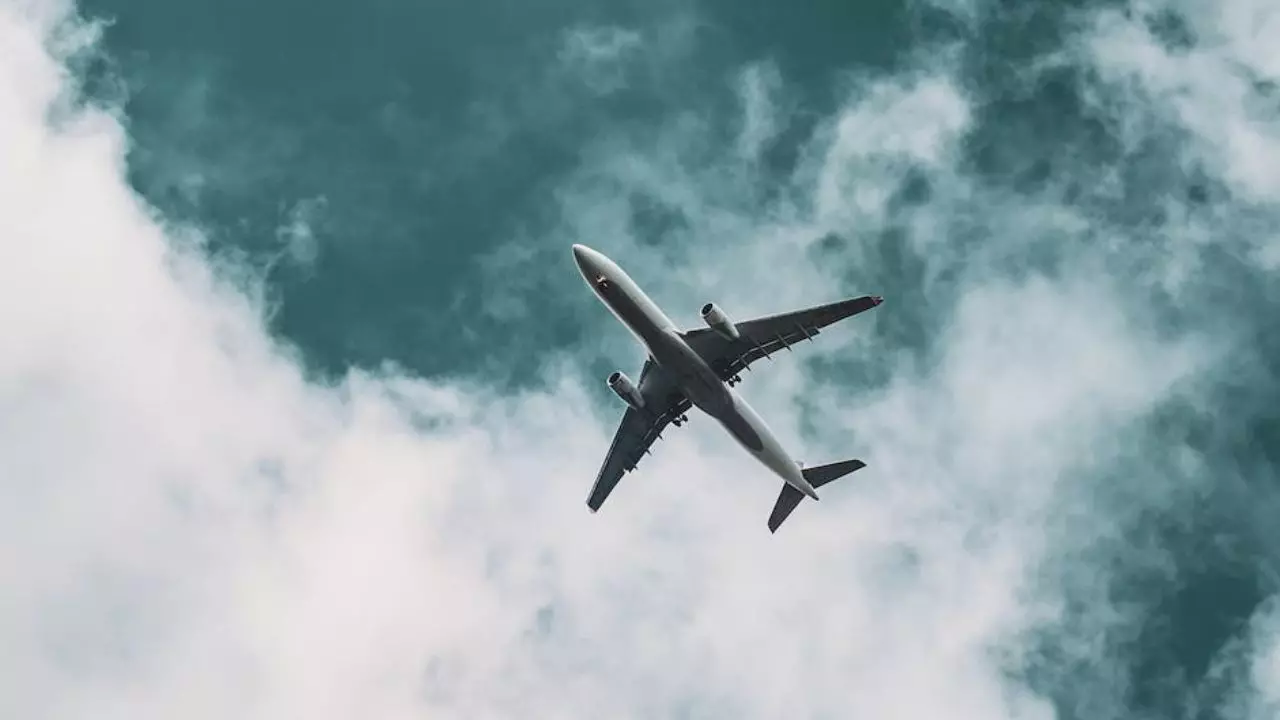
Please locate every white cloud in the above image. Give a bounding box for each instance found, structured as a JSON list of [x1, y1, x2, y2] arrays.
[[1247, 604, 1280, 716], [1080, 3, 1280, 715], [558, 24, 644, 96], [4, 1, 1279, 719], [1087, 1, 1280, 209], [734, 62, 785, 163], [270, 196, 326, 272]]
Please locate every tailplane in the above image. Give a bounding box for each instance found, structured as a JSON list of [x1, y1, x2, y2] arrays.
[[768, 459, 866, 533]]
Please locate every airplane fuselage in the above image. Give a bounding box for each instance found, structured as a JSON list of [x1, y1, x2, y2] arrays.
[[572, 244, 820, 500]]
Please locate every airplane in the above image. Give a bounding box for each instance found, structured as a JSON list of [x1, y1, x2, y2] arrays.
[[572, 243, 884, 532]]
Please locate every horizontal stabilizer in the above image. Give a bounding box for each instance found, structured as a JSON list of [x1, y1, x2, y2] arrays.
[[802, 458, 865, 488], [768, 459, 866, 533]]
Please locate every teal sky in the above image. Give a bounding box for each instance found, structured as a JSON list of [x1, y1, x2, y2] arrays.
[[5, 1, 1280, 718], [84, 0, 914, 379]]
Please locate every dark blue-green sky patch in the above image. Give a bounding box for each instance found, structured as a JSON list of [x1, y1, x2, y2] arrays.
[[77, 0, 916, 383]]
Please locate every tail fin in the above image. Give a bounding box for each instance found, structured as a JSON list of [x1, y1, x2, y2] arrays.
[[768, 459, 866, 533]]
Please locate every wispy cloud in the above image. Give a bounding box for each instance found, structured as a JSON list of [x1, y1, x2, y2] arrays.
[[3, 1, 1279, 719]]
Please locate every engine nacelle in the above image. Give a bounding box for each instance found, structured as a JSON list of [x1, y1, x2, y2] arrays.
[[607, 371, 645, 410], [700, 302, 739, 341]]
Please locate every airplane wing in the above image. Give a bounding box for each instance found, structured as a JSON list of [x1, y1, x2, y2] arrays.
[[587, 358, 693, 512], [681, 295, 883, 382]]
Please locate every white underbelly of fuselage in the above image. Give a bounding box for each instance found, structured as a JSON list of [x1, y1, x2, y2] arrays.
[[644, 329, 731, 415], [641, 331, 806, 488]]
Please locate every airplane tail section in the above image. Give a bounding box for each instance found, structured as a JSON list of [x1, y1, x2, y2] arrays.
[[768, 459, 866, 533]]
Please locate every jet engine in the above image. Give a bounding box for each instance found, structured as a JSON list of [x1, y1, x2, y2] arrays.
[[700, 302, 739, 341], [607, 371, 645, 410]]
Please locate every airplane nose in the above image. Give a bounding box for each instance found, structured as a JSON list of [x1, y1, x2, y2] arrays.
[[572, 244, 600, 275]]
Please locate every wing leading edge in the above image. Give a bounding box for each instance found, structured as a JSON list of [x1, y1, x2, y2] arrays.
[[587, 358, 692, 512], [682, 295, 883, 382]]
